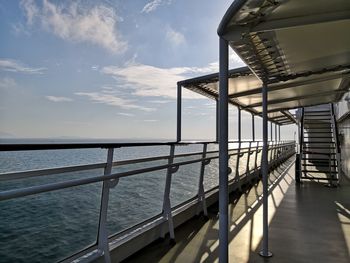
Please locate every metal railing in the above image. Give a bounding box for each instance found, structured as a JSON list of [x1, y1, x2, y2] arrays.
[[0, 140, 295, 263]]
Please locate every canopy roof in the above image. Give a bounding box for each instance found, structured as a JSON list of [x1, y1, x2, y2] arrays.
[[179, 67, 296, 125], [216, 0, 350, 109]]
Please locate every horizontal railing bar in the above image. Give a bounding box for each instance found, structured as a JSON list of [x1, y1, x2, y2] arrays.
[[0, 144, 294, 201], [0, 143, 294, 182], [0, 156, 218, 201], [0, 163, 106, 182], [0, 148, 243, 182], [0, 143, 293, 182], [0, 140, 291, 152]]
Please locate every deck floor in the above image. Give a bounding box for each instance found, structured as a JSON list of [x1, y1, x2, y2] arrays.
[[124, 159, 350, 263]]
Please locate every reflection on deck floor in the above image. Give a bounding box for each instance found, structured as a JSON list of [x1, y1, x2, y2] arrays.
[[123, 159, 350, 263]]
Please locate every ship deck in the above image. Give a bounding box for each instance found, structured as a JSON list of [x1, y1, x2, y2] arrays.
[[123, 158, 350, 263]]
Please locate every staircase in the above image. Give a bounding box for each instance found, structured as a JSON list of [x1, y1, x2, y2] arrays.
[[299, 104, 341, 185]]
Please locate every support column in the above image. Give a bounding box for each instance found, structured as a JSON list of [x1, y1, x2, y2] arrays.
[[238, 107, 242, 141], [278, 125, 281, 141], [252, 114, 255, 141], [270, 121, 273, 141], [176, 83, 182, 142], [235, 107, 242, 190], [219, 37, 229, 263], [275, 123, 277, 141], [216, 98, 219, 142], [259, 82, 273, 258]]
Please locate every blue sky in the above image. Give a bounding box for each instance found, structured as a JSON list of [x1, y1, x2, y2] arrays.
[[0, 0, 296, 140]]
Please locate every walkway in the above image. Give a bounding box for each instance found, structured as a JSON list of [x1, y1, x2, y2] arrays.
[[123, 158, 350, 263]]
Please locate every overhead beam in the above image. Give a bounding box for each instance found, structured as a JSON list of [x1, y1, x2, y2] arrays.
[[243, 90, 345, 109], [266, 99, 340, 113], [251, 10, 350, 32], [229, 72, 349, 99]]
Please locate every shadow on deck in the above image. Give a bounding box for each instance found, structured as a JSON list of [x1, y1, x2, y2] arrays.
[[122, 158, 350, 263]]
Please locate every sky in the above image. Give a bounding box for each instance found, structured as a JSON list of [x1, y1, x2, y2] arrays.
[[0, 0, 296, 140]]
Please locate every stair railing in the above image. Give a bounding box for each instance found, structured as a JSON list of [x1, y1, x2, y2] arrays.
[[297, 108, 305, 182], [330, 103, 341, 183]]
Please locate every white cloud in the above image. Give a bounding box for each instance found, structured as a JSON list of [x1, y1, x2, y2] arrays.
[[75, 91, 155, 112], [149, 100, 172, 104], [166, 27, 185, 46], [21, 0, 38, 25], [0, 59, 45, 74], [46, 96, 73, 102], [118, 112, 135, 117], [141, 0, 163, 13], [20, 0, 127, 53], [12, 23, 30, 36], [0, 78, 17, 89], [100, 53, 244, 100], [101, 63, 215, 99], [143, 119, 158, 122]]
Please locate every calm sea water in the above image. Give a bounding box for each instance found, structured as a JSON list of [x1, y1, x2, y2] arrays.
[[0, 139, 254, 263]]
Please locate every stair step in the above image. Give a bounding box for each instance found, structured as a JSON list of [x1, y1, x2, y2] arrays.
[[302, 157, 337, 163], [304, 115, 330, 117], [306, 128, 332, 130], [303, 141, 334, 144], [304, 137, 333, 139], [304, 110, 331, 113], [304, 119, 331, 121], [302, 164, 337, 167], [302, 151, 336, 156], [302, 170, 338, 174], [304, 124, 332, 126], [306, 132, 333, 134], [301, 176, 338, 181], [304, 120, 331, 122], [304, 147, 335, 150]]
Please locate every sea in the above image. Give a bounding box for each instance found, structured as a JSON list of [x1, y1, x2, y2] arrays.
[[0, 139, 253, 263]]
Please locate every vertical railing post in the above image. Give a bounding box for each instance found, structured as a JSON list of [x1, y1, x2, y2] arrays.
[[197, 143, 210, 216], [245, 141, 253, 177], [177, 83, 182, 142], [254, 141, 260, 177], [97, 148, 117, 263], [259, 82, 273, 258], [252, 114, 255, 142], [219, 36, 229, 263], [278, 124, 281, 141], [235, 107, 242, 190], [275, 123, 277, 142], [275, 141, 280, 164], [161, 145, 177, 241], [270, 121, 273, 141], [216, 98, 220, 142]]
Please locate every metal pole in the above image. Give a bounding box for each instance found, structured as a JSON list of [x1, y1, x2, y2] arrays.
[[236, 107, 242, 191], [238, 107, 242, 142], [252, 114, 255, 141], [275, 123, 277, 141], [216, 98, 219, 142], [278, 125, 281, 141], [176, 83, 182, 142], [161, 145, 176, 241], [98, 148, 115, 263], [259, 82, 273, 258], [219, 37, 229, 263], [197, 143, 209, 216], [270, 121, 273, 141]]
